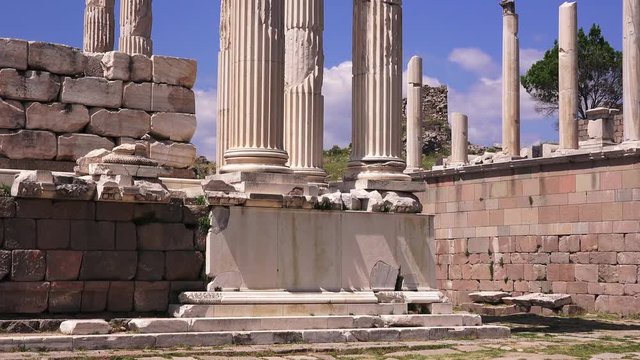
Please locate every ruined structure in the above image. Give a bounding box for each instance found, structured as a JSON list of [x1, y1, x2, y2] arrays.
[[405, 56, 424, 173]]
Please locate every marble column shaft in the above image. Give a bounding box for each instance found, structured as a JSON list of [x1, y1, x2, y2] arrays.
[[501, 0, 521, 156], [559, 2, 579, 150], [405, 56, 423, 173], [451, 113, 469, 165], [84, 0, 115, 53], [349, 0, 408, 181], [222, 0, 291, 174], [624, 0, 640, 141], [119, 0, 153, 56], [216, 0, 232, 172], [284, 0, 327, 182]]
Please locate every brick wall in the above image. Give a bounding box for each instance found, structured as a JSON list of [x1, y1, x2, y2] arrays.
[[578, 114, 624, 143], [420, 150, 640, 316], [0, 198, 208, 314]]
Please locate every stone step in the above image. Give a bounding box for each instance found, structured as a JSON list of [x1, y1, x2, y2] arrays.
[[0, 326, 511, 352], [178, 291, 444, 305], [170, 303, 408, 318]]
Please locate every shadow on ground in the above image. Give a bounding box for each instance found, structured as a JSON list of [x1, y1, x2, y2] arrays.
[[483, 314, 640, 334]]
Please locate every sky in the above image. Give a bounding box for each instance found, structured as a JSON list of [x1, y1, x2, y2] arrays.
[[0, 1, 625, 159]]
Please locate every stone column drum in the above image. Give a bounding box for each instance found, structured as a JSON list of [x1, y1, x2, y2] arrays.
[[216, 0, 233, 172], [559, 2, 579, 150], [624, 0, 640, 142], [501, 0, 521, 157], [84, 0, 115, 53], [405, 56, 423, 173], [221, 0, 291, 174], [283, 0, 327, 183], [348, 0, 408, 181], [450, 113, 469, 165], [119, 0, 153, 56]]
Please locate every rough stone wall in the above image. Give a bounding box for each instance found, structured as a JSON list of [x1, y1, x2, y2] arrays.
[[0, 38, 198, 174], [402, 85, 450, 154], [0, 198, 208, 314], [578, 114, 624, 144], [420, 152, 640, 316]]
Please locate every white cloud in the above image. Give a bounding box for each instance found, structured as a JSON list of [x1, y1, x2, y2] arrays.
[[192, 88, 217, 160], [520, 48, 545, 73], [449, 48, 497, 75]]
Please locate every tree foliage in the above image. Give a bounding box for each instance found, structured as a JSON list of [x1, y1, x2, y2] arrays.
[[521, 25, 622, 120]]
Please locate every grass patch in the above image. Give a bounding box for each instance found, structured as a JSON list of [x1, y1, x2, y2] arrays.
[[539, 340, 640, 359], [323, 146, 350, 181]]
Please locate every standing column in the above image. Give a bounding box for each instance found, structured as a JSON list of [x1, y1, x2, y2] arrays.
[[84, 0, 115, 53], [348, 0, 408, 181], [284, 0, 327, 183], [119, 0, 153, 56], [221, 0, 291, 174], [450, 113, 469, 165], [624, 0, 640, 142], [559, 2, 579, 150], [216, 0, 232, 172], [405, 56, 423, 173], [501, 0, 521, 157]]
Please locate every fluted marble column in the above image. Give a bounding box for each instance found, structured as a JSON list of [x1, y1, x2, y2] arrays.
[[284, 0, 327, 183], [451, 113, 469, 165], [501, 0, 521, 157], [119, 0, 153, 56], [348, 0, 408, 181], [221, 0, 291, 174], [624, 0, 640, 142], [559, 2, 579, 150], [405, 56, 423, 173], [84, 0, 115, 53], [216, 0, 232, 172]]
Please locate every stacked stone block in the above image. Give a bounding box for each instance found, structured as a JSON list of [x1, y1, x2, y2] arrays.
[[578, 114, 624, 144], [0, 198, 207, 314], [0, 38, 197, 170], [424, 151, 640, 316]]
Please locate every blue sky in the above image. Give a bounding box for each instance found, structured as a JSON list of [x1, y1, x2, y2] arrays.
[[0, 1, 624, 159]]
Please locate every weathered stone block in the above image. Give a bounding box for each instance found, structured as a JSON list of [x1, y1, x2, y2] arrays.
[[15, 198, 53, 218], [0, 198, 16, 218], [0, 130, 57, 160], [96, 202, 134, 222], [49, 282, 83, 313], [28, 42, 86, 75], [0, 38, 28, 70], [149, 141, 196, 169], [122, 82, 152, 111], [151, 83, 195, 113], [101, 51, 130, 80], [0, 251, 10, 280], [0, 69, 60, 102], [134, 202, 183, 223], [136, 251, 165, 281], [81, 281, 109, 312], [25, 103, 89, 133], [60, 319, 110, 334], [4, 218, 36, 249], [137, 223, 194, 250], [12, 250, 46, 281], [134, 281, 170, 312], [57, 134, 115, 161], [70, 221, 114, 250], [165, 251, 204, 281], [52, 201, 95, 220], [83, 53, 105, 77], [88, 108, 150, 138], [150, 112, 196, 142], [152, 55, 197, 89], [131, 54, 152, 82], [46, 251, 82, 281], [79, 251, 137, 280], [107, 281, 134, 312], [0, 98, 25, 129], [0, 282, 49, 313], [37, 219, 70, 249], [60, 77, 122, 108], [116, 222, 137, 250]]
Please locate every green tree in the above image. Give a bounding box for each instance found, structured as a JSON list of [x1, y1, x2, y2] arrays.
[[521, 24, 622, 120]]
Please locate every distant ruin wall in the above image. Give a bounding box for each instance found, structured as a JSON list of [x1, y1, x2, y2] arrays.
[[420, 151, 640, 316], [0, 38, 198, 176], [402, 85, 450, 154], [578, 114, 624, 144]]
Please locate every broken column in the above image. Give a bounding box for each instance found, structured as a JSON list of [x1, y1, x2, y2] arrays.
[[559, 2, 579, 150], [83, 0, 115, 53], [623, 0, 640, 143], [216, 0, 232, 172], [221, 0, 291, 174], [405, 56, 423, 173], [283, 0, 327, 183], [500, 0, 521, 158], [450, 113, 469, 166], [348, 0, 408, 181], [119, 0, 153, 56]]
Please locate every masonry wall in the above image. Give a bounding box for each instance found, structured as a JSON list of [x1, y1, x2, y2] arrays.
[[420, 151, 640, 315], [0, 198, 208, 314], [578, 115, 624, 144]]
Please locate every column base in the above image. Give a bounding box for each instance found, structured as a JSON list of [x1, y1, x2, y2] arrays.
[[345, 159, 410, 182], [290, 167, 328, 184], [617, 140, 640, 150], [221, 148, 292, 174]]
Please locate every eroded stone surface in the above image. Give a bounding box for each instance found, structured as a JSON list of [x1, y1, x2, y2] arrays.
[[0, 38, 28, 70], [26, 103, 90, 133], [0, 130, 56, 160], [101, 51, 130, 80], [149, 141, 196, 168], [60, 320, 111, 335], [150, 112, 197, 142], [0, 98, 25, 129], [11, 170, 97, 200], [469, 291, 512, 305], [152, 55, 197, 88], [370, 261, 400, 291], [131, 54, 153, 82], [506, 293, 572, 309], [123, 82, 152, 111], [28, 42, 86, 76], [57, 134, 115, 161], [61, 77, 123, 108], [0, 69, 60, 102], [88, 108, 150, 138], [151, 83, 195, 114]]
